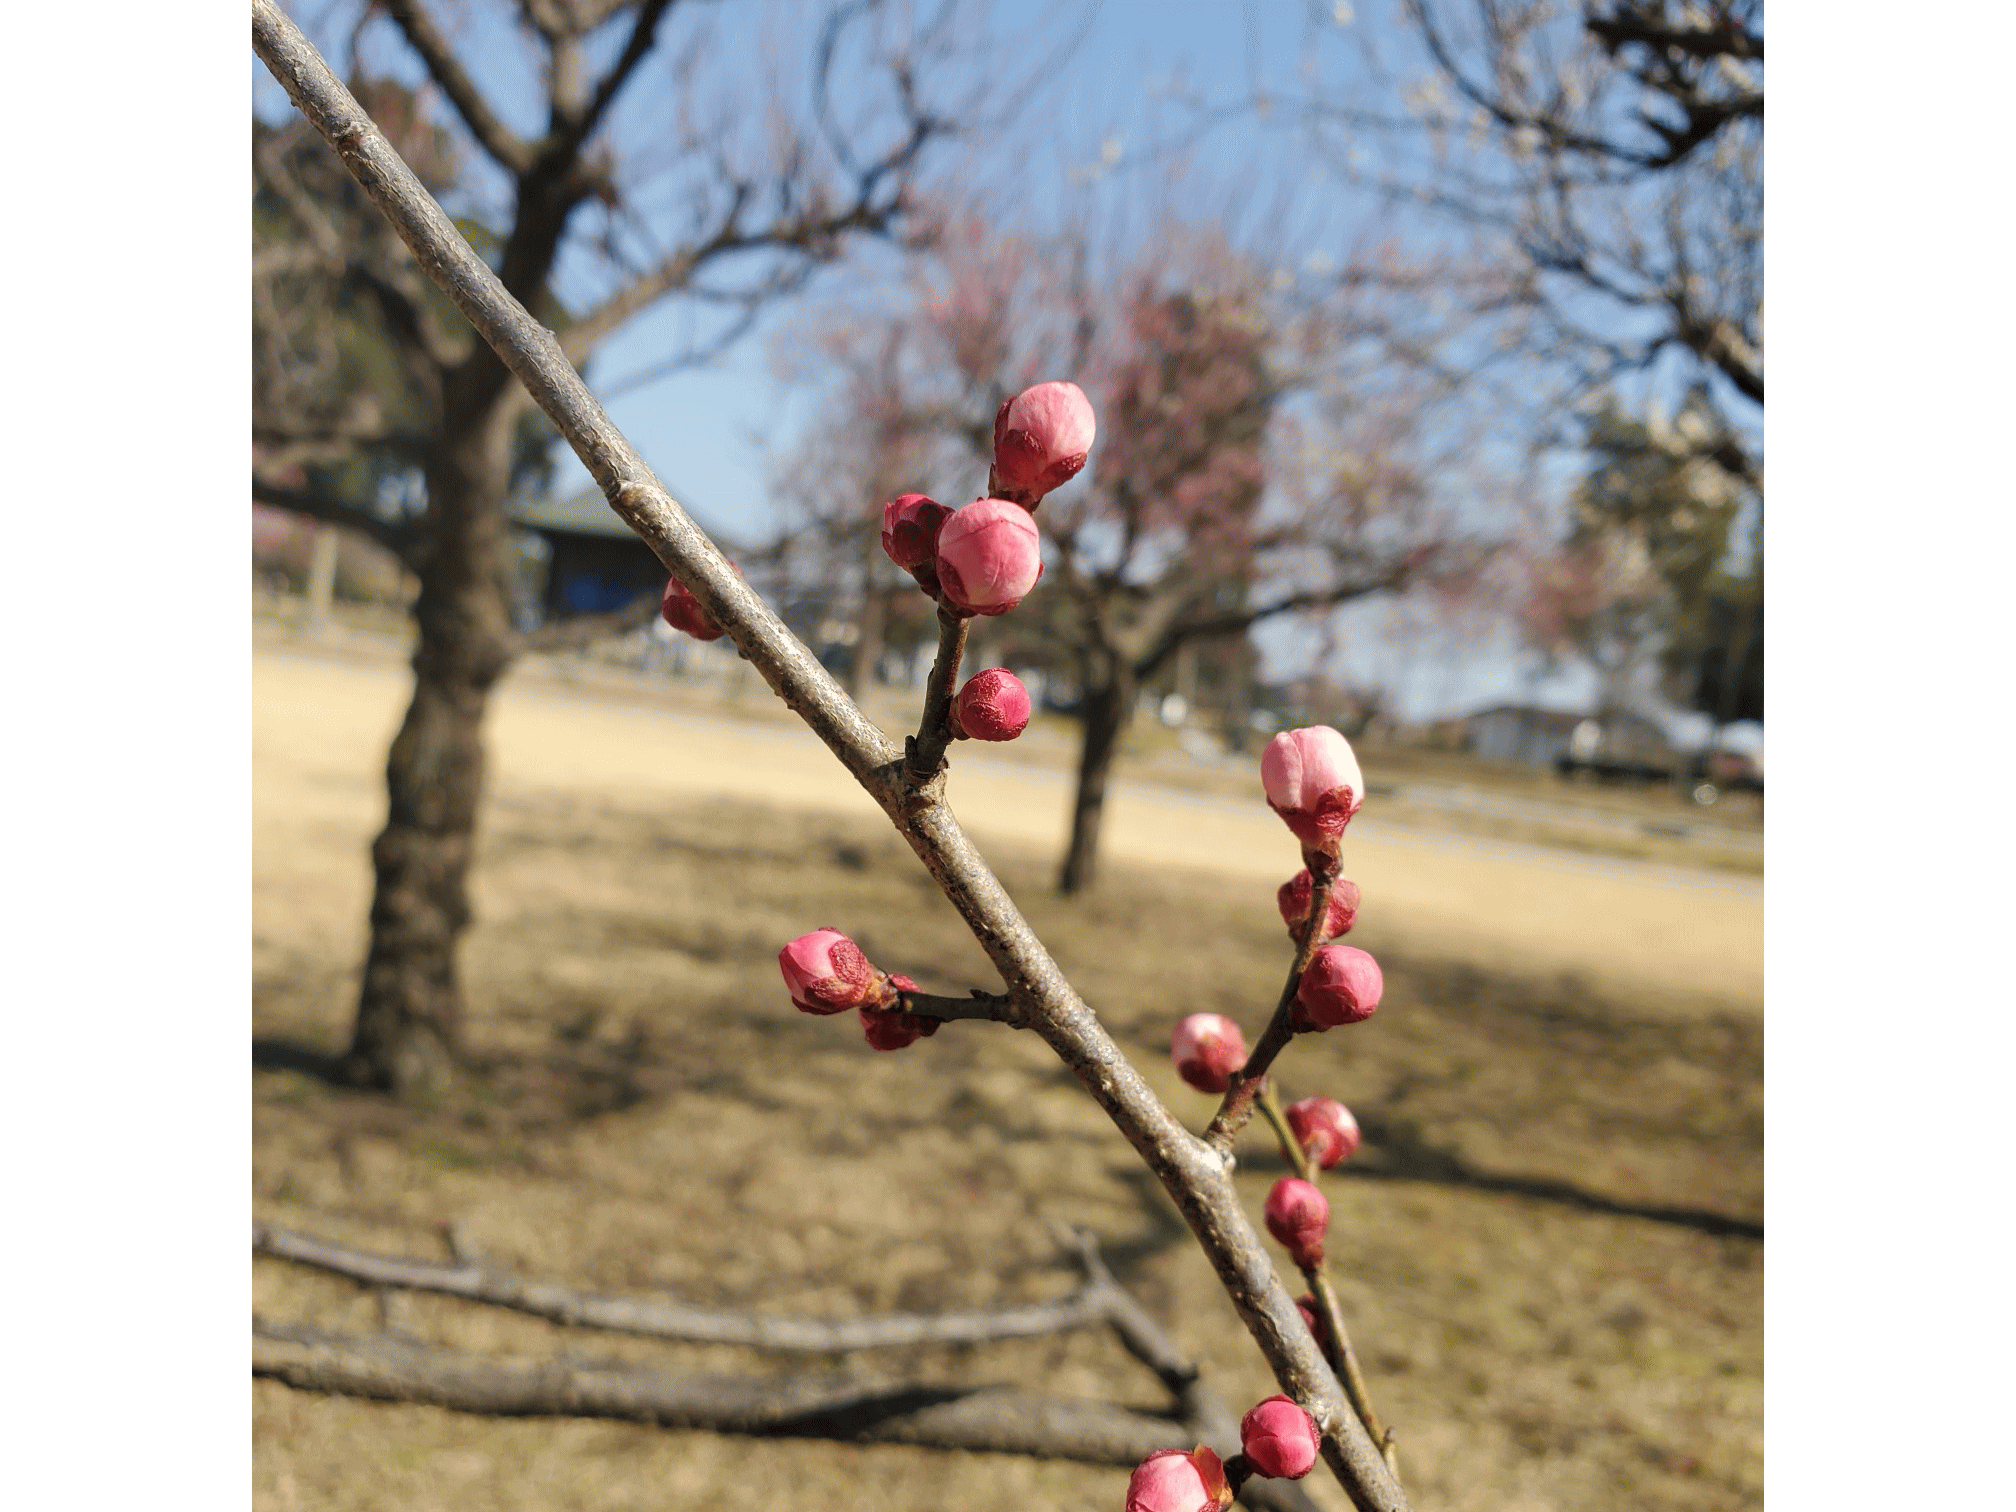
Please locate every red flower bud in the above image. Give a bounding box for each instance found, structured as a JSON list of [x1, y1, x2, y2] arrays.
[[881, 493, 953, 591], [777, 929, 890, 1016], [1239, 1396, 1321, 1480], [1276, 870, 1361, 943], [661, 575, 725, 641], [993, 380, 1096, 507], [858, 972, 939, 1051], [1295, 945, 1384, 1029], [1170, 1013, 1248, 1095], [1261, 727, 1364, 852], [1265, 1177, 1330, 1269], [1284, 1097, 1361, 1169], [953, 668, 1033, 742], [1125, 1445, 1232, 1512], [935, 497, 1044, 616]]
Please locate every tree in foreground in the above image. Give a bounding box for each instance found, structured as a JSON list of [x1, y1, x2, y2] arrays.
[[252, 9, 1428, 1502], [253, 0, 960, 1091]]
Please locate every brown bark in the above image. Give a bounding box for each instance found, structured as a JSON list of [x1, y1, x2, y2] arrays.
[[1058, 664, 1133, 895], [345, 351, 524, 1090], [250, 1320, 1316, 1509]]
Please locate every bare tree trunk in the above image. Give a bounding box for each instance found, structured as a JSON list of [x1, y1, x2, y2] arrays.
[[1058, 665, 1134, 896], [346, 368, 517, 1092], [304, 522, 338, 628]]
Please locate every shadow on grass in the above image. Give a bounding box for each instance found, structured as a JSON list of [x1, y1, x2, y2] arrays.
[[253, 1038, 350, 1083], [1347, 1117, 1763, 1240]]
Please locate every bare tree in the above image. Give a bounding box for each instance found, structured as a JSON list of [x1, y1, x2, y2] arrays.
[[773, 219, 1461, 893], [252, 0, 957, 1092]]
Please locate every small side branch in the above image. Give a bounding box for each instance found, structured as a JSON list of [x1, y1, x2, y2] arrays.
[[256, 1221, 1102, 1350], [896, 987, 1020, 1027], [904, 607, 968, 784], [1205, 870, 1337, 1152], [1254, 1088, 1399, 1483], [254, 1316, 1183, 1463]]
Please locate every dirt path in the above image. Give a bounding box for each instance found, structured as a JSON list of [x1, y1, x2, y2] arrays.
[[256, 643, 1761, 1010]]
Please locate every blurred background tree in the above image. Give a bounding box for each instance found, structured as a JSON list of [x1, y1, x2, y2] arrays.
[[252, 0, 966, 1093], [771, 217, 1466, 892]]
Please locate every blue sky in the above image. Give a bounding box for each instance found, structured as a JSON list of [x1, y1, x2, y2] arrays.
[[259, 0, 1674, 723]]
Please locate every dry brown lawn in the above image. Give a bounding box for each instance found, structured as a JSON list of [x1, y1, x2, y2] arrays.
[[253, 634, 1761, 1512]]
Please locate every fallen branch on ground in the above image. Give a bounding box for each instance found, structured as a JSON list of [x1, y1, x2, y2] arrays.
[[255, 1222, 1317, 1511]]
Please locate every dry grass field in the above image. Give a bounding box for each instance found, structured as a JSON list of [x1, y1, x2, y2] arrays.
[[253, 630, 1762, 1512]]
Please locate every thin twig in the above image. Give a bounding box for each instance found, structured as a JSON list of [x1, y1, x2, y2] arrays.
[[248, 14, 1409, 1505], [1205, 870, 1336, 1152], [1255, 1087, 1400, 1483], [256, 1220, 1108, 1350], [904, 606, 968, 782], [897, 988, 1020, 1026]]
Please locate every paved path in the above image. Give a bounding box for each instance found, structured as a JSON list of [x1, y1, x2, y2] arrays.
[[256, 644, 1762, 1010]]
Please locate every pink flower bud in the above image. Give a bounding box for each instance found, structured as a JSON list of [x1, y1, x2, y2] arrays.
[[661, 575, 724, 641], [1294, 945, 1384, 1030], [1125, 1446, 1232, 1512], [777, 929, 890, 1016], [858, 973, 940, 1051], [935, 498, 1044, 616], [1239, 1396, 1321, 1480], [1170, 1013, 1248, 1095], [1260, 727, 1364, 851], [1284, 1097, 1361, 1170], [954, 669, 1032, 742], [1265, 1177, 1330, 1269], [881, 493, 953, 590], [1275, 870, 1361, 943], [993, 380, 1096, 506]]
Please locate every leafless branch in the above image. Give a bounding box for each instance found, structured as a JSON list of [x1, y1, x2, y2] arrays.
[[379, 0, 534, 175], [249, 7, 1409, 1505], [252, 478, 423, 563]]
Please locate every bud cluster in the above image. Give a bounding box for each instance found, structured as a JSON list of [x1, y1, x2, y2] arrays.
[[1124, 1398, 1321, 1507], [777, 931, 937, 1052]]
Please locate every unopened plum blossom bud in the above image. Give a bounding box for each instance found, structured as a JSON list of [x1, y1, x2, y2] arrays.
[[1276, 870, 1361, 943], [858, 974, 940, 1051], [1260, 726, 1364, 854], [992, 380, 1096, 506], [1171, 1013, 1248, 1095], [661, 575, 724, 641], [1265, 1177, 1330, 1269], [1125, 1445, 1232, 1512], [1284, 1097, 1361, 1170], [1294, 945, 1384, 1030], [935, 498, 1044, 616], [777, 929, 891, 1016], [1239, 1396, 1321, 1480], [954, 669, 1032, 742], [881, 493, 953, 592]]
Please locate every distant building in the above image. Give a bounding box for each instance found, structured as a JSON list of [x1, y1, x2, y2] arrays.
[[509, 487, 726, 625], [1466, 705, 1587, 768], [1467, 703, 1677, 774]]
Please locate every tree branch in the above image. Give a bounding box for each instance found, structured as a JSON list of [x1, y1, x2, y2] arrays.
[[247, 13, 1410, 1506], [547, 0, 677, 167], [256, 1219, 1113, 1350], [252, 478, 422, 564], [379, 0, 534, 176]]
